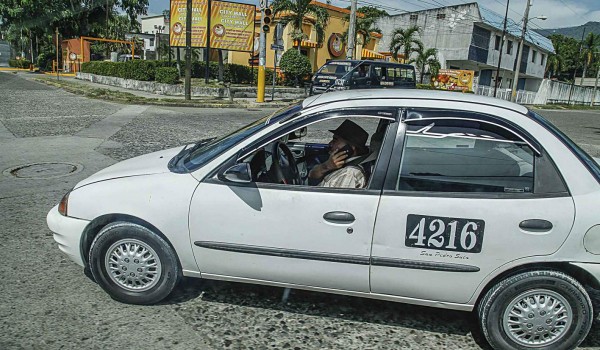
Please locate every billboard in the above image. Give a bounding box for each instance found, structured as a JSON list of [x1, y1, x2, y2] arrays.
[[432, 69, 475, 92], [169, 0, 255, 52]]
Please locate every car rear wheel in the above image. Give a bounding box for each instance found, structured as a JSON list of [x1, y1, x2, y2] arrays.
[[89, 222, 180, 305], [478, 270, 593, 350]]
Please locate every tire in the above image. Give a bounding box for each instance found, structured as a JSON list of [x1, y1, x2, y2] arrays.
[[478, 270, 593, 350], [89, 221, 181, 305]]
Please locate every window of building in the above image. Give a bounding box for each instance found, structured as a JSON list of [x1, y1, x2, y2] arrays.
[[397, 118, 534, 193], [541, 53, 546, 66], [436, 13, 446, 20], [410, 14, 418, 21], [149, 38, 155, 46], [507, 40, 513, 55], [532, 50, 537, 63], [494, 35, 501, 50]]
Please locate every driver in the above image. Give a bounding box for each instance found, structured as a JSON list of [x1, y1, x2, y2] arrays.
[[308, 119, 369, 188]]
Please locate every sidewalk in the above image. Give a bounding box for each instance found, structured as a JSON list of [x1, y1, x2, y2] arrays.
[[19, 71, 299, 108]]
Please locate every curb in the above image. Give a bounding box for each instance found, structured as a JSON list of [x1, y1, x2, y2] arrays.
[[33, 77, 294, 108]]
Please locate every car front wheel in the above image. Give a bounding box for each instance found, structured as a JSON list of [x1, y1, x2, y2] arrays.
[[478, 270, 593, 350], [89, 222, 181, 305]]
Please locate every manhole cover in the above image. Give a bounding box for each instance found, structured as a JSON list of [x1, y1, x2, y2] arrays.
[[4, 162, 83, 179]]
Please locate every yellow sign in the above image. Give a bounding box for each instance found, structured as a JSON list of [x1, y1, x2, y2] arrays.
[[432, 69, 474, 92], [169, 0, 255, 52]]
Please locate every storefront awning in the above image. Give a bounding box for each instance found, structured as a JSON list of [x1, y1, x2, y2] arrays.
[[293, 40, 319, 48], [361, 48, 385, 59]]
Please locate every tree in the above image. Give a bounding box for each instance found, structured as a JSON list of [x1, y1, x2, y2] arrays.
[[389, 25, 422, 63], [271, 0, 330, 52], [409, 41, 439, 84], [547, 34, 581, 82], [279, 48, 312, 85], [580, 32, 600, 84]]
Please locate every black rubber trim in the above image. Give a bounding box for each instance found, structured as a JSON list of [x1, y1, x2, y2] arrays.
[[194, 241, 371, 265], [371, 257, 480, 272], [195, 241, 480, 272], [381, 189, 570, 199], [202, 177, 382, 195]]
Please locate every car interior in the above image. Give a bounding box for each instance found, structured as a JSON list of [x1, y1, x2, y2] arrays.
[[240, 117, 390, 188]]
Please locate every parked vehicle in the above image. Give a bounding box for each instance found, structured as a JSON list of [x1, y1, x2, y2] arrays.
[[48, 90, 600, 350], [118, 54, 141, 62], [310, 60, 416, 95]]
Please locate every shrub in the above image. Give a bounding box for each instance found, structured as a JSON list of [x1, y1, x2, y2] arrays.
[[224, 63, 253, 84], [279, 49, 312, 86], [9, 59, 32, 69], [156, 67, 179, 84]]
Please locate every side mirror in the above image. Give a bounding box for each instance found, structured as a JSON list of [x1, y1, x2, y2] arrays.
[[288, 126, 307, 140], [219, 163, 252, 183]]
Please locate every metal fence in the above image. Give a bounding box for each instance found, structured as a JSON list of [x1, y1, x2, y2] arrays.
[[473, 79, 600, 106]]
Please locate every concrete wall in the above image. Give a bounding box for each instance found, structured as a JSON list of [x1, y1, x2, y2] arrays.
[[377, 3, 480, 63], [76, 72, 307, 99]]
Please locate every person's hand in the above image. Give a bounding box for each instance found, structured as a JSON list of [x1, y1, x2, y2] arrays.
[[324, 149, 349, 171]]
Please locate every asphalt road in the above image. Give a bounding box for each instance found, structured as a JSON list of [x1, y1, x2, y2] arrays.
[[1, 72, 599, 350]]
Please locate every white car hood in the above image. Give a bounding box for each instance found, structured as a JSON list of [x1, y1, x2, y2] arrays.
[[75, 146, 185, 189]]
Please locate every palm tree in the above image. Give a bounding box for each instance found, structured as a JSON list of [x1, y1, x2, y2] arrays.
[[342, 17, 382, 52], [271, 0, 330, 53], [580, 32, 600, 85], [389, 25, 422, 63], [409, 42, 439, 83]]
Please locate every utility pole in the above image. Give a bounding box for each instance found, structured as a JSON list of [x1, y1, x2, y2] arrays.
[[205, 0, 212, 84], [257, 0, 268, 103], [510, 0, 531, 102], [55, 27, 59, 80], [568, 26, 586, 105], [591, 64, 599, 107], [185, 0, 192, 100], [493, 0, 510, 98], [346, 0, 357, 60]]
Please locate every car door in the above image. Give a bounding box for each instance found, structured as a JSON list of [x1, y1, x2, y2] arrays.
[[189, 110, 397, 293], [370, 108, 575, 304]]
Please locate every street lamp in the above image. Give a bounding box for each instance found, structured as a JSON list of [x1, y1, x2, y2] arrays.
[[154, 25, 165, 60], [510, 0, 546, 102]]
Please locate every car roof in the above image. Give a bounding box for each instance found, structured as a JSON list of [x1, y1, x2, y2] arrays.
[[302, 89, 529, 115]]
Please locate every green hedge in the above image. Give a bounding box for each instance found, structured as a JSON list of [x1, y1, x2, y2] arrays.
[[81, 60, 270, 85], [9, 59, 32, 69], [156, 67, 179, 84]]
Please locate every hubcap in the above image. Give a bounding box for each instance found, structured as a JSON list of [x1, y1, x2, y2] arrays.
[[105, 239, 162, 292], [503, 289, 572, 347]]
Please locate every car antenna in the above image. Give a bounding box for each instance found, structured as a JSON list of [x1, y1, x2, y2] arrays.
[[304, 60, 367, 108]]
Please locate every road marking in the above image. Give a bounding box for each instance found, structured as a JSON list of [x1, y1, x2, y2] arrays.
[[0, 120, 16, 139], [76, 105, 148, 139]]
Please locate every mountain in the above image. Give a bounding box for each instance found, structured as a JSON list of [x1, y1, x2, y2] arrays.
[[534, 21, 600, 39]]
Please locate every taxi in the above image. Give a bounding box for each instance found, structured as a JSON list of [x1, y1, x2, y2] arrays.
[[48, 90, 600, 350]]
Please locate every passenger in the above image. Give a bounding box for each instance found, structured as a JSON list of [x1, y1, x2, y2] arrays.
[[309, 119, 369, 188]]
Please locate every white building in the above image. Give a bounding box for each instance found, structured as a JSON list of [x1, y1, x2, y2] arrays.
[[376, 2, 554, 92], [140, 15, 169, 60]]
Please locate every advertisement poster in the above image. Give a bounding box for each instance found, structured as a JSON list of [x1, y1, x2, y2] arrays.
[[170, 0, 255, 52], [432, 69, 475, 92]]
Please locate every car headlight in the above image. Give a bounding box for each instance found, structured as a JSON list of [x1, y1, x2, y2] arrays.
[[58, 190, 71, 216]]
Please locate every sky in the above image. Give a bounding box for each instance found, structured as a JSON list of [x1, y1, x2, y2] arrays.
[[148, 0, 600, 30]]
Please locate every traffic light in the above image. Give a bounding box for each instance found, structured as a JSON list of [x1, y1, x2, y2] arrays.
[[262, 8, 272, 33]]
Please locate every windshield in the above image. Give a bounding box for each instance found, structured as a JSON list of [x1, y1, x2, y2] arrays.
[[316, 61, 358, 77], [181, 103, 303, 171]]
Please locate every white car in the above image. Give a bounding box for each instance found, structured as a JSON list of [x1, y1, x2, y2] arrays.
[[48, 90, 600, 350]]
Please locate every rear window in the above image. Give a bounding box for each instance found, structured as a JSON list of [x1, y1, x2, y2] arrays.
[[374, 66, 416, 83]]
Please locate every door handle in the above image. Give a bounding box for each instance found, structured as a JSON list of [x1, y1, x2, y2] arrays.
[[323, 211, 355, 224], [519, 219, 553, 232]]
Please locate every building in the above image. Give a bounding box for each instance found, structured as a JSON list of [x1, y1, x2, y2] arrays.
[[228, 1, 388, 71], [376, 2, 554, 92], [140, 15, 170, 60]]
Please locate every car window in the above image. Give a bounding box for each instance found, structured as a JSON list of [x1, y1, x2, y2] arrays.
[[242, 114, 390, 189], [397, 118, 535, 193]]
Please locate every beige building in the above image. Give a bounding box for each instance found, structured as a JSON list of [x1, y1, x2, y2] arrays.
[[228, 1, 389, 72]]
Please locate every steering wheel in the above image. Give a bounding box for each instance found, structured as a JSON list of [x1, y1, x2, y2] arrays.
[[270, 141, 301, 185]]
